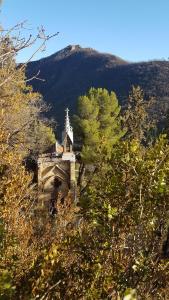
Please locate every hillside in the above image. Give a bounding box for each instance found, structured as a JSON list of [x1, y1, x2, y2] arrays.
[[26, 45, 169, 134]]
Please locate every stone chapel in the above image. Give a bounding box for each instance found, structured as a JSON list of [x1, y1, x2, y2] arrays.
[[37, 108, 76, 214]]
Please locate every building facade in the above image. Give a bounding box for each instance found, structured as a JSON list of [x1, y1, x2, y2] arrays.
[[38, 108, 76, 214]]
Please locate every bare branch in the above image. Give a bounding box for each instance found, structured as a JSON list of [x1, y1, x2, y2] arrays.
[[0, 22, 59, 87]]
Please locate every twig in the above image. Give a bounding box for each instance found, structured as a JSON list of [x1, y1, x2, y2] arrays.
[[39, 280, 61, 300], [139, 183, 143, 218]]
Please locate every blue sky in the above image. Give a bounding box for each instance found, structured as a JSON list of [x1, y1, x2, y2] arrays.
[[1, 0, 169, 62]]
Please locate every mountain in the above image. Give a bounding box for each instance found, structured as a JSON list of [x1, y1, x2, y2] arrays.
[[26, 45, 169, 134]]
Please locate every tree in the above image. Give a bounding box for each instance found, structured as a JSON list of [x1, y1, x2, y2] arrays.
[[0, 29, 56, 157], [74, 87, 125, 189], [123, 86, 156, 142], [75, 87, 125, 163]]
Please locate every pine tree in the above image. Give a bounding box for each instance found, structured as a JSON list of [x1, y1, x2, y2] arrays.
[[74, 87, 125, 164]]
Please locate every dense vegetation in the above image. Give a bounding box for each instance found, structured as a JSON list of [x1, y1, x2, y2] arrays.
[[0, 24, 56, 299], [0, 23, 169, 300]]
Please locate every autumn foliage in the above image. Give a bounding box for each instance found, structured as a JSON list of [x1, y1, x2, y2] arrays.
[[0, 25, 169, 300]]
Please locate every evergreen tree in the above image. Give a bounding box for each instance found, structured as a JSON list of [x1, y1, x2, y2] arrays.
[[74, 87, 125, 164]]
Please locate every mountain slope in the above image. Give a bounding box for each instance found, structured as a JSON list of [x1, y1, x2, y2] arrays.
[[26, 45, 169, 133]]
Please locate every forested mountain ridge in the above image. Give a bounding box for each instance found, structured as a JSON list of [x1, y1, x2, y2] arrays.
[[26, 45, 169, 132]]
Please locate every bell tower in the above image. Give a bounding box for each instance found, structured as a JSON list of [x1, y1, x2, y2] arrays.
[[61, 108, 76, 192], [62, 108, 75, 162]]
